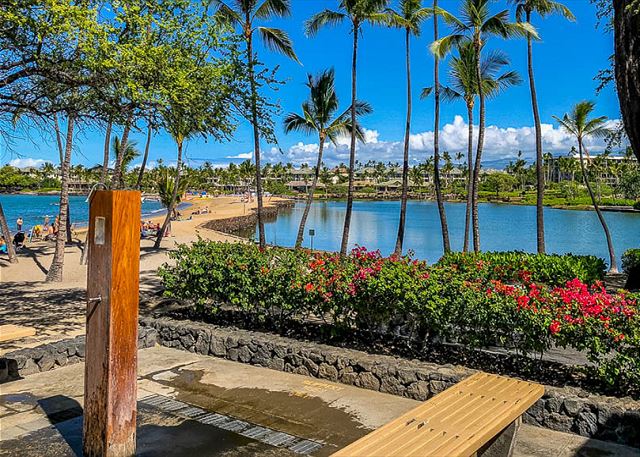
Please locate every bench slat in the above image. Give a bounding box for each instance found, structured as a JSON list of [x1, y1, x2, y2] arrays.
[[331, 372, 544, 457]]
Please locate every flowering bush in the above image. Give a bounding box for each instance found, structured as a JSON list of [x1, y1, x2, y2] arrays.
[[160, 242, 639, 387], [622, 248, 640, 290]]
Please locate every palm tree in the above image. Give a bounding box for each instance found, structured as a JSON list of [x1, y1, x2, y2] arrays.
[[136, 117, 155, 189], [154, 109, 201, 248], [553, 101, 618, 273], [428, 40, 521, 251], [510, 0, 574, 254], [432, 0, 535, 252], [157, 169, 188, 211], [212, 0, 299, 249], [384, 0, 432, 254], [306, 0, 389, 255], [284, 68, 371, 249], [112, 136, 140, 188]]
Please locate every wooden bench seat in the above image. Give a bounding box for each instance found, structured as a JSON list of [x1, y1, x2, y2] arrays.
[[331, 372, 544, 457]]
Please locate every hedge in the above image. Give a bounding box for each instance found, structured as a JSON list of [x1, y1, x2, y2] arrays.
[[159, 241, 639, 388]]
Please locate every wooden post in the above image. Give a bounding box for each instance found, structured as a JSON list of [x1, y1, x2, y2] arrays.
[[84, 190, 141, 457]]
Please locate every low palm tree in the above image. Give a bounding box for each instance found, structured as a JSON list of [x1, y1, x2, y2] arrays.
[[284, 68, 371, 248], [427, 40, 521, 251], [157, 169, 188, 212], [112, 136, 140, 188], [306, 0, 389, 255], [431, 0, 535, 252], [510, 0, 574, 254], [212, 0, 299, 249], [385, 0, 432, 255], [553, 101, 618, 273]]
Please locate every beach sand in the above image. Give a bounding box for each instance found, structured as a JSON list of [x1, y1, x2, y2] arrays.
[[0, 195, 289, 352]]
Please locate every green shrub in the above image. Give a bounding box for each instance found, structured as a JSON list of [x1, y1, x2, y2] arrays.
[[436, 251, 606, 286], [623, 249, 640, 291], [634, 201, 640, 210]]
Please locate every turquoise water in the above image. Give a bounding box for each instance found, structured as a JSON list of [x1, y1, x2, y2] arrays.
[[253, 200, 640, 264], [0, 194, 165, 231]]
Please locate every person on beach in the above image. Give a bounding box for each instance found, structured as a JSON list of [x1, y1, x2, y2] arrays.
[[0, 236, 7, 254], [16, 217, 23, 231]]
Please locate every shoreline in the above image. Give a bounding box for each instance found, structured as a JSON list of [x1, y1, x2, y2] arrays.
[[3, 191, 638, 214]]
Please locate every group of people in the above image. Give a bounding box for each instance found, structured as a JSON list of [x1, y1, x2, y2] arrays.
[[140, 220, 163, 238], [30, 215, 59, 242]]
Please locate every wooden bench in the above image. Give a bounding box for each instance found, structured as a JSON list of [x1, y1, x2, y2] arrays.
[[0, 324, 36, 343], [331, 372, 544, 457]]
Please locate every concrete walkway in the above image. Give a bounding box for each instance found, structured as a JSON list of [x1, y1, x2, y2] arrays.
[[1, 346, 638, 457]]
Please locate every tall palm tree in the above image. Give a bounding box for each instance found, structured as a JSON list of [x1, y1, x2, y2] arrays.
[[426, 40, 521, 251], [284, 68, 371, 249], [432, 0, 535, 252], [384, 0, 433, 255], [510, 0, 574, 254], [212, 0, 299, 249], [136, 117, 155, 189], [553, 101, 618, 273], [306, 0, 389, 255]]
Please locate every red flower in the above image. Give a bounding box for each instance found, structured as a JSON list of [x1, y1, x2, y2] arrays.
[[517, 295, 530, 309], [549, 320, 561, 335], [304, 283, 314, 293]]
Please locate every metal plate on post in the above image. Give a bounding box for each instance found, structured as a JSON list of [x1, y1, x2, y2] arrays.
[[94, 217, 106, 246]]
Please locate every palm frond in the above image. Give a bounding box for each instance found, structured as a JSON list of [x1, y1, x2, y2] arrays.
[[254, 0, 291, 19], [305, 10, 346, 36], [257, 27, 299, 62], [430, 34, 465, 58], [420, 87, 433, 99], [211, 1, 242, 26]]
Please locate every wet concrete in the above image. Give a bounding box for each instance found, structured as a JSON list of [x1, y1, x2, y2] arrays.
[[1, 346, 639, 457]]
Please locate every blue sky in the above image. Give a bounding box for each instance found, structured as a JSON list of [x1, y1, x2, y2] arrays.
[[2, 0, 622, 170]]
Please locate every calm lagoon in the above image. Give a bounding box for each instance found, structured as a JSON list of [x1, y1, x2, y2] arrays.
[[247, 200, 640, 264]]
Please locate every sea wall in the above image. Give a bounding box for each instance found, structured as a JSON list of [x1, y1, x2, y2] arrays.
[[201, 199, 294, 234]]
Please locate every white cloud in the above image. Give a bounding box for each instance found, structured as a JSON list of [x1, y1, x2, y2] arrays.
[[8, 158, 47, 168], [225, 152, 253, 159], [266, 115, 625, 167]]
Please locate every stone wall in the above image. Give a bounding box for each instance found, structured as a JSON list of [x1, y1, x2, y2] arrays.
[[201, 199, 294, 234], [140, 316, 640, 448], [0, 326, 158, 383]]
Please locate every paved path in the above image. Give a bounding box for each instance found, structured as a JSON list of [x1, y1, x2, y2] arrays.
[[1, 346, 637, 456]]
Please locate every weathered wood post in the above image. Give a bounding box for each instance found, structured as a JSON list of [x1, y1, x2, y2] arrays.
[[84, 190, 141, 457]]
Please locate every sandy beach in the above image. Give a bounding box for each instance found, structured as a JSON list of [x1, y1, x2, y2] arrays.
[[0, 195, 290, 352]]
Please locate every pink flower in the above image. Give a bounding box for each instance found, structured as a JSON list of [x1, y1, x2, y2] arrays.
[[549, 320, 561, 335]]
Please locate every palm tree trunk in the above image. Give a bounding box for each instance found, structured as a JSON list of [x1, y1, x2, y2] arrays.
[[433, 1, 451, 254], [578, 140, 618, 272], [527, 11, 545, 254], [53, 113, 72, 244], [395, 28, 412, 256], [0, 202, 17, 263], [247, 28, 266, 248], [463, 103, 474, 252], [472, 38, 485, 252], [613, 0, 640, 162], [100, 121, 112, 185], [295, 135, 325, 248], [155, 141, 182, 248], [46, 113, 75, 282], [53, 112, 64, 165], [136, 121, 152, 190], [340, 22, 359, 256]]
